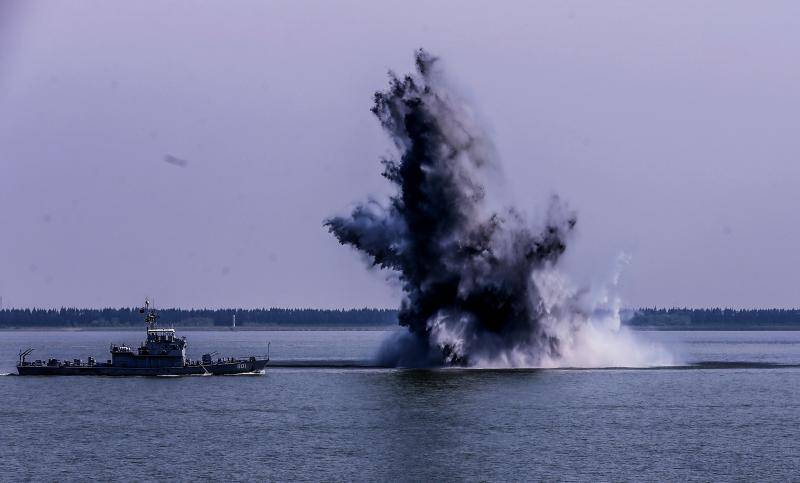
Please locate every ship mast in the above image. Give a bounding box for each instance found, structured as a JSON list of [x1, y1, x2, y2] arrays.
[[140, 298, 159, 330]]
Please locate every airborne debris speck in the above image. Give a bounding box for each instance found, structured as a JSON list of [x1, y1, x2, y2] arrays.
[[164, 154, 189, 167]]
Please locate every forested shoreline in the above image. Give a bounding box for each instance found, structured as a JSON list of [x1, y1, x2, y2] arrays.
[[0, 307, 398, 328], [624, 308, 800, 330], [1, 307, 800, 329]]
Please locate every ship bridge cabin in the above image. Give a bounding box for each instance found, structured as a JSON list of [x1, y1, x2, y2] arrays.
[[111, 328, 187, 368], [110, 301, 188, 368]]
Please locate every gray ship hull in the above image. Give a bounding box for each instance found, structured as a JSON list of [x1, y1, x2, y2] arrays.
[[17, 359, 268, 376]]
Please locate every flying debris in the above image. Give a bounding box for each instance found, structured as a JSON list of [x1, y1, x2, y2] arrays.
[[164, 154, 189, 167]]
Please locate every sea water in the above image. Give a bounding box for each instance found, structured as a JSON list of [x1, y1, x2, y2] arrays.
[[1, 330, 799, 481]]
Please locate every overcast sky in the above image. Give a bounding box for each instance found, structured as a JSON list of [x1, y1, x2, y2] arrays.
[[1, 1, 799, 309]]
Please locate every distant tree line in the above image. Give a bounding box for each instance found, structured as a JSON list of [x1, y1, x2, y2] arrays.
[[2, 307, 800, 329], [626, 308, 800, 329], [0, 307, 399, 328]]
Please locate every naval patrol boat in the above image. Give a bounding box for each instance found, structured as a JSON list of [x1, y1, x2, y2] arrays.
[[16, 300, 269, 376]]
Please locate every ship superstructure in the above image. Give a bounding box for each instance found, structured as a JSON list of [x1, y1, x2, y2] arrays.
[[109, 300, 188, 369]]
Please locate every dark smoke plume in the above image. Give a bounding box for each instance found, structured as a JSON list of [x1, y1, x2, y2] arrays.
[[325, 50, 577, 367]]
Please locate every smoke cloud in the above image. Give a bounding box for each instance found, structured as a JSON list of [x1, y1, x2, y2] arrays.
[[326, 50, 672, 368]]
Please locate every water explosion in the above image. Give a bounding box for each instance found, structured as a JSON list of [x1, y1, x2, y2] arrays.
[[325, 50, 671, 368]]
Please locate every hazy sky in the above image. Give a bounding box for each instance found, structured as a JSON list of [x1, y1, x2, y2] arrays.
[[2, 1, 799, 309]]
